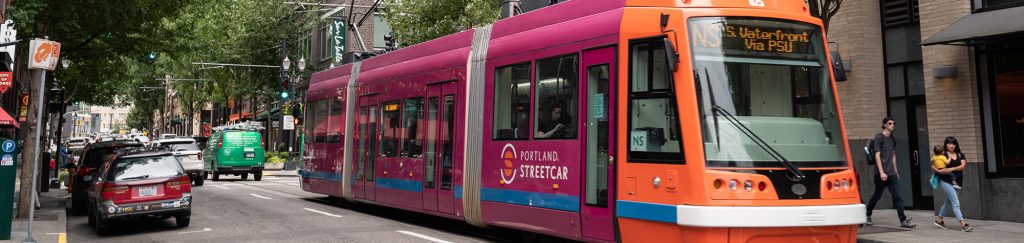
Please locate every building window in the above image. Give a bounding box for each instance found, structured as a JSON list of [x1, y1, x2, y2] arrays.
[[492, 63, 532, 140], [373, 14, 393, 50], [320, 25, 332, 61], [987, 49, 1024, 176], [534, 55, 578, 140]]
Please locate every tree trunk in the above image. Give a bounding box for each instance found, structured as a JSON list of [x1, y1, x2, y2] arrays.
[[16, 69, 44, 218]]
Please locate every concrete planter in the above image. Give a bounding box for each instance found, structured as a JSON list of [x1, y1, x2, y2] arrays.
[[265, 162, 284, 170]]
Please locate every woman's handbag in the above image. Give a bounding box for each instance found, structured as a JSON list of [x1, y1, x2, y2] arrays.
[[930, 173, 941, 189]]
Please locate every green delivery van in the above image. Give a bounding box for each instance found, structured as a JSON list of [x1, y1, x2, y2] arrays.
[[203, 129, 265, 181]]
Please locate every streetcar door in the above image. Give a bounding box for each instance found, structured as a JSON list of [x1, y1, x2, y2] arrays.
[[422, 85, 441, 212], [423, 81, 456, 214], [581, 47, 616, 242], [355, 94, 379, 200]]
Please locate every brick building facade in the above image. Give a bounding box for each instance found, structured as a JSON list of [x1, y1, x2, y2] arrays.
[[830, 0, 1024, 223]]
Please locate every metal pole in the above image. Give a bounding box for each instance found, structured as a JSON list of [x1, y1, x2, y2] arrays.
[[24, 69, 47, 243]]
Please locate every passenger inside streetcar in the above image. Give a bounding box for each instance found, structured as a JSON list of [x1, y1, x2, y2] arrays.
[[536, 102, 571, 139]]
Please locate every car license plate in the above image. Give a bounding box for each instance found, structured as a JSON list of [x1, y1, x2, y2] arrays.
[[244, 152, 255, 158], [138, 186, 157, 197]]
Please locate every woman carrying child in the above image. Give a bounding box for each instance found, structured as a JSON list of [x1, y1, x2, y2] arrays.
[[932, 136, 973, 232]]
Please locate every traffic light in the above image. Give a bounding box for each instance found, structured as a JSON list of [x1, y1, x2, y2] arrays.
[[280, 91, 290, 99]]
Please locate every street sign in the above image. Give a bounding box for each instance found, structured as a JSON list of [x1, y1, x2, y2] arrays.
[[282, 115, 294, 130], [18, 93, 27, 121], [0, 21, 16, 71], [28, 39, 61, 70], [0, 72, 11, 93], [1, 140, 13, 153]]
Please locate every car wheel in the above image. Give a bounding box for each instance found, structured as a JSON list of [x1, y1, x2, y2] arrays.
[[72, 191, 87, 216], [94, 216, 108, 235], [176, 215, 191, 227], [194, 176, 205, 186], [87, 208, 96, 227], [253, 172, 262, 181], [241, 173, 248, 180], [204, 171, 209, 180], [212, 172, 220, 181]]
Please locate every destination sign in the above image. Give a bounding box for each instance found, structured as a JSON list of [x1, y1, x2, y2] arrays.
[[690, 18, 820, 57], [383, 103, 400, 111]]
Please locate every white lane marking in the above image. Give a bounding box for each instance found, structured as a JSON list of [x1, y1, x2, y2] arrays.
[[215, 185, 231, 190], [178, 228, 213, 234], [304, 208, 343, 218], [397, 231, 452, 243], [249, 194, 272, 199]]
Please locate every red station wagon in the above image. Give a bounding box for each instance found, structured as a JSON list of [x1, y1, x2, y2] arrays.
[[87, 147, 192, 235]]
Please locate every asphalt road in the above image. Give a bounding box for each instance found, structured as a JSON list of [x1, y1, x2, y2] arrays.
[[67, 173, 522, 243]]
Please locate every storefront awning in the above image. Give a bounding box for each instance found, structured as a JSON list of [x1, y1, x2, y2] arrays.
[[0, 107, 19, 129], [922, 6, 1024, 45]]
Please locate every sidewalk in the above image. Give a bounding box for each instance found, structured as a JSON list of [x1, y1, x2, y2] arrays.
[[858, 209, 1024, 243], [6, 179, 67, 243], [262, 169, 298, 177]]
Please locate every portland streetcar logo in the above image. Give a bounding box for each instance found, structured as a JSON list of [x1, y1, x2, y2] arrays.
[[500, 144, 518, 185]]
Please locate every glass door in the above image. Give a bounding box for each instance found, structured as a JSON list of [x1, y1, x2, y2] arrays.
[[356, 94, 379, 200], [423, 81, 456, 214], [581, 46, 615, 242]]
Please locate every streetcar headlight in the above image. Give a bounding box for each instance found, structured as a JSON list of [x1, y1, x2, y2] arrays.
[[728, 180, 738, 191], [834, 180, 841, 190], [842, 179, 850, 189], [743, 180, 753, 191]]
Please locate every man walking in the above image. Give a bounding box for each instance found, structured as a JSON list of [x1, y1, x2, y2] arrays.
[[865, 117, 916, 228]]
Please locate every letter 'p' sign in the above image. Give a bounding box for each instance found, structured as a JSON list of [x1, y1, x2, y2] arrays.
[[28, 39, 61, 70], [1, 140, 14, 153]]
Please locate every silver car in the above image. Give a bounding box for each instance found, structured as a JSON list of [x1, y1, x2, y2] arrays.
[[151, 138, 205, 186]]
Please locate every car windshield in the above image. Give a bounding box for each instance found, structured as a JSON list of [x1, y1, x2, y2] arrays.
[[108, 155, 184, 181], [689, 17, 846, 168], [164, 142, 199, 151]]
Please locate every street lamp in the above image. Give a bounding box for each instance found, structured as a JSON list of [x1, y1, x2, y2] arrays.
[[282, 56, 291, 71], [61, 58, 70, 70], [298, 57, 305, 72]]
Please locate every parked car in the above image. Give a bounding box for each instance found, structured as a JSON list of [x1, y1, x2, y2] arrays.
[[66, 137, 90, 148], [204, 129, 265, 181], [69, 140, 144, 215], [151, 138, 204, 186], [160, 134, 177, 140], [87, 147, 191, 235]]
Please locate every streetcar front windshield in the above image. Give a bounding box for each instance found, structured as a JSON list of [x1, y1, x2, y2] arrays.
[[689, 17, 846, 168]]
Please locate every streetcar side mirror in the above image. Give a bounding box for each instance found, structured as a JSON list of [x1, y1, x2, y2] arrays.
[[663, 37, 679, 73], [830, 51, 847, 82]]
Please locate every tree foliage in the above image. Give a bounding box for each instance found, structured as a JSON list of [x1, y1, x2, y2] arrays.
[[381, 0, 501, 46]]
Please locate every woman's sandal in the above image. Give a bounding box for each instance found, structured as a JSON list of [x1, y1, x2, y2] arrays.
[[961, 223, 974, 232]]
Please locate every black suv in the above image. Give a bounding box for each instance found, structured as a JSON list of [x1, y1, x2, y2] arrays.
[[70, 140, 143, 215]]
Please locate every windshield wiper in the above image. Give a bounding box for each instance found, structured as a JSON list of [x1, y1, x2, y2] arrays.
[[120, 175, 150, 180], [702, 68, 722, 151], [701, 68, 806, 181]]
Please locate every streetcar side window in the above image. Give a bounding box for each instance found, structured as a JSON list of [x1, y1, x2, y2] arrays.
[[304, 100, 315, 141], [314, 99, 329, 143], [492, 62, 532, 140], [401, 98, 424, 157], [534, 54, 578, 140], [628, 38, 684, 163], [327, 96, 343, 143], [380, 100, 401, 157]]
